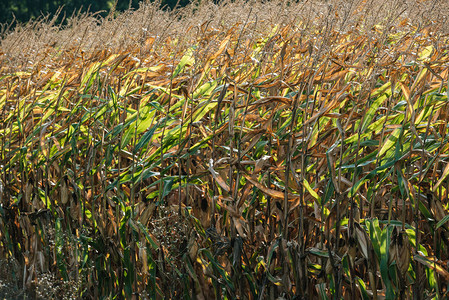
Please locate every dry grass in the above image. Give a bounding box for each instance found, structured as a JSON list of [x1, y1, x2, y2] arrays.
[[1, 0, 449, 298]]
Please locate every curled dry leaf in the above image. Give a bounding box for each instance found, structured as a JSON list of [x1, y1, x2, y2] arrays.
[[209, 159, 230, 193], [414, 254, 449, 281], [188, 232, 199, 261], [139, 246, 148, 275], [60, 178, 69, 205], [25, 181, 33, 205], [243, 173, 298, 200], [139, 202, 155, 226], [354, 223, 370, 260], [254, 155, 272, 173], [389, 227, 411, 276]]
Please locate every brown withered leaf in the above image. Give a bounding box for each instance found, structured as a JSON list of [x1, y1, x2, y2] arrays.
[[354, 223, 370, 260], [242, 173, 298, 200], [24, 181, 33, 205], [414, 255, 449, 281], [254, 155, 272, 173], [138, 202, 155, 226], [60, 178, 69, 205], [208, 159, 230, 193], [389, 227, 411, 276], [188, 232, 199, 261]]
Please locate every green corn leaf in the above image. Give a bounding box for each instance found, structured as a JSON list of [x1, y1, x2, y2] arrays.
[[436, 214, 449, 230], [172, 47, 196, 79]]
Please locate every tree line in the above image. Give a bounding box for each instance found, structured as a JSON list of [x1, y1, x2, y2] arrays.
[[0, 0, 189, 26]]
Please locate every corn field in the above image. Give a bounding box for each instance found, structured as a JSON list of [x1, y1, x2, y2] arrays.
[[1, 0, 449, 298]]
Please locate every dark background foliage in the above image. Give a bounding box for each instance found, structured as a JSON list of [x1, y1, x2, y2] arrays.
[[0, 0, 189, 26]]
